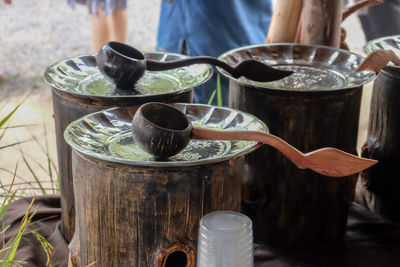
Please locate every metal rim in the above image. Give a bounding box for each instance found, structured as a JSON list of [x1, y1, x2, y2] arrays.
[[64, 103, 267, 167], [44, 52, 213, 99], [364, 35, 400, 55], [218, 43, 375, 92]]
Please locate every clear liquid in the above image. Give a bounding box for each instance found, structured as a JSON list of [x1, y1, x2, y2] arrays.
[[78, 71, 182, 96], [245, 65, 346, 90]]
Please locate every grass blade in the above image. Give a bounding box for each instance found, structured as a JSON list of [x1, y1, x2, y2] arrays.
[[21, 153, 46, 195], [43, 124, 56, 194], [216, 75, 223, 107], [29, 230, 54, 267], [0, 167, 35, 187], [0, 127, 8, 142], [0, 140, 30, 151], [1, 199, 38, 267], [0, 104, 20, 129], [207, 89, 217, 105], [0, 164, 18, 221]]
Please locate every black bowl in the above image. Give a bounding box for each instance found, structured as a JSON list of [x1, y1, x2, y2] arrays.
[[97, 42, 146, 90], [131, 102, 193, 158]]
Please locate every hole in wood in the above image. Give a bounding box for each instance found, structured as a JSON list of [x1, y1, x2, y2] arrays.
[[163, 250, 187, 267], [158, 243, 195, 267]]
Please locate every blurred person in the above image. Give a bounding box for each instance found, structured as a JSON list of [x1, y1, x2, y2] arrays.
[[68, 0, 128, 52], [358, 0, 400, 41], [156, 0, 274, 106]]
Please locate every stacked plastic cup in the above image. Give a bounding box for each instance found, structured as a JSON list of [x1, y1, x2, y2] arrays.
[[196, 211, 254, 267]]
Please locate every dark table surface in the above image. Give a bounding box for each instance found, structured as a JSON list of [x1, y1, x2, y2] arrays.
[[1, 195, 400, 267]]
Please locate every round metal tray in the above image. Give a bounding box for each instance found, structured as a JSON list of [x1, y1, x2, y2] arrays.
[[44, 52, 212, 99], [218, 43, 375, 91], [64, 103, 267, 167], [364, 35, 400, 56]]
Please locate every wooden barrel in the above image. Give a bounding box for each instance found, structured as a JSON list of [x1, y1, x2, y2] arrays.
[[45, 53, 211, 242], [219, 44, 374, 246], [72, 151, 242, 267], [230, 84, 361, 246], [65, 104, 266, 266], [51, 89, 193, 242], [357, 66, 400, 221]]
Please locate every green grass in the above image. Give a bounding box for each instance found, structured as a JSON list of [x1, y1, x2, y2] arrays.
[[1, 198, 38, 267], [207, 75, 223, 106], [0, 103, 55, 266]]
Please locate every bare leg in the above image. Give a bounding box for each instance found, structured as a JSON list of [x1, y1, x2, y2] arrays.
[[89, 7, 111, 53], [110, 8, 128, 43]]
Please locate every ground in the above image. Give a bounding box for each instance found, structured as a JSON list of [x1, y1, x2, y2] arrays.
[[0, 1, 372, 196], [0, 0, 160, 195]]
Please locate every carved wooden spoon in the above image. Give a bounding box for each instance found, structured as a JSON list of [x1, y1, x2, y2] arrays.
[[131, 102, 377, 177], [97, 42, 293, 90], [356, 49, 400, 73]]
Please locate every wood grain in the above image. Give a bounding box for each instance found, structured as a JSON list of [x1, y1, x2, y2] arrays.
[[51, 88, 193, 242], [229, 80, 362, 246], [71, 150, 244, 266], [357, 67, 400, 221], [300, 0, 343, 47], [266, 0, 303, 43]]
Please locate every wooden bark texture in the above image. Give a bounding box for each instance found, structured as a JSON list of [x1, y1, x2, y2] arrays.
[[229, 81, 362, 246], [68, 223, 81, 267], [357, 67, 400, 221], [72, 150, 243, 267], [51, 88, 193, 242], [300, 0, 343, 47], [266, 0, 303, 43]]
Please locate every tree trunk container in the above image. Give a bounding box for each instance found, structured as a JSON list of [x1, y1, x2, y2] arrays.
[[218, 44, 375, 246], [357, 66, 400, 221], [64, 104, 266, 266], [44, 53, 212, 242]]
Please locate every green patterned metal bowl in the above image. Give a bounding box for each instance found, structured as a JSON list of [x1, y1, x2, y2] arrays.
[[64, 103, 267, 167]]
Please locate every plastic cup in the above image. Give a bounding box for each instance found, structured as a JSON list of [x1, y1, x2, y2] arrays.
[[196, 211, 254, 267]]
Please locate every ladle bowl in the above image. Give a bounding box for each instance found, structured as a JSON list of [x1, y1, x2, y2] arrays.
[[132, 102, 377, 177], [131, 102, 193, 158], [97, 42, 294, 90], [97, 42, 146, 90]]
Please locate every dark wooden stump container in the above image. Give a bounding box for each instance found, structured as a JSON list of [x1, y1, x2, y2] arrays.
[[218, 44, 374, 246], [230, 84, 361, 246], [51, 90, 192, 242], [64, 104, 266, 266], [44, 54, 211, 242], [357, 66, 400, 221], [72, 151, 242, 267]]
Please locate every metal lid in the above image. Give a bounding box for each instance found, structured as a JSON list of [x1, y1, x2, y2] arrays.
[[64, 103, 267, 167], [44, 52, 212, 100], [218, 43, 375, 91], [364, 35, 400, 56]]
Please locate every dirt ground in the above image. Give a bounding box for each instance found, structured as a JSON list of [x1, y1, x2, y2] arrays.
[[0, 0, 160, 195], [0, 1, 372, 196]]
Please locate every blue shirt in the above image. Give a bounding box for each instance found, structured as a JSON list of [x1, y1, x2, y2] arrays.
[[157, 0, 273, 105]]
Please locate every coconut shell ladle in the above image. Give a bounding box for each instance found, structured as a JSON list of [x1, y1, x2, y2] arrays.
[[97, 42, 294, 90], [131, 102, 377, 178]]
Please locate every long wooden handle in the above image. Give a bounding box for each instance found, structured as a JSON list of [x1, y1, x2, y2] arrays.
[[192, 126, 377, 177], [356, 50, 400, 73], [192, 127, 307, 169]]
